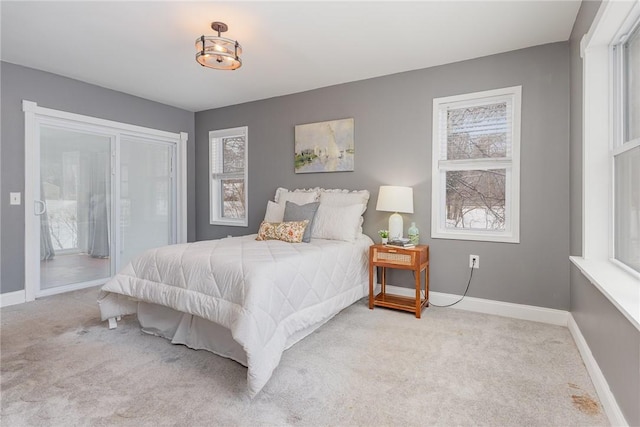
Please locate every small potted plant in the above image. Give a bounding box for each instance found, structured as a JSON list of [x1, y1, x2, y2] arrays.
[[378, 229, 389, 245]]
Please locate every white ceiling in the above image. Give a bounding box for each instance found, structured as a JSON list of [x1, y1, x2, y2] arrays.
[[1, 1, 581, 112]]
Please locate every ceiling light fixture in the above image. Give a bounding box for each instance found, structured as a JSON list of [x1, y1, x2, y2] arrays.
[[195, 21, 242, 70]]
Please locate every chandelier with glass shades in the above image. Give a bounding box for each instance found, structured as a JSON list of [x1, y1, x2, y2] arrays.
[[195, 21, 242, 70]]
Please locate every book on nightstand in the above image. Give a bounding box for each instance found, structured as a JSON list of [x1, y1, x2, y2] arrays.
[[386, 239, 415, 248]]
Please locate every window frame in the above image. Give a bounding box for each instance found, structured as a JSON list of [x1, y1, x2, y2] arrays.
[[612, 15, 640, 275], [431, 86, 522, 243], [571, 0, 640, 332], [209, 126, 248, 227]]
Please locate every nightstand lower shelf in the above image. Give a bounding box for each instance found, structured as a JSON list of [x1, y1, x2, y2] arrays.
[[372, 291, 428, 314]]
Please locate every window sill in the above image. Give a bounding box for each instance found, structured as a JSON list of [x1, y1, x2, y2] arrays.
[[570, 256, 640, 331], [431, 230, 519, 244], [209, 217, 249, 227], [210, 220, 248, 227]]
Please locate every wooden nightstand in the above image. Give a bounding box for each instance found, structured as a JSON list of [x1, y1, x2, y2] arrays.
[[368, 244, 429, 318]]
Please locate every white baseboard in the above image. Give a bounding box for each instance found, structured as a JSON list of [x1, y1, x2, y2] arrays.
[[0, 290, 26, 308], [568, 315, 628, 427], [384, 284, 569, 326]]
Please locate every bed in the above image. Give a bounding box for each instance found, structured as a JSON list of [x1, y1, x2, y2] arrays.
[[97, 188, 372, 396]]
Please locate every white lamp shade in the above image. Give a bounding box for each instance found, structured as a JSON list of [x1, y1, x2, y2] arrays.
[[376, 186, 414, 239], [376, 186, 414, 214]]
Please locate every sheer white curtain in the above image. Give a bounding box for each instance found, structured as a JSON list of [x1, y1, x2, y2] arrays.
[[39, 183, 55, 261], [87, 151, 110, 258]]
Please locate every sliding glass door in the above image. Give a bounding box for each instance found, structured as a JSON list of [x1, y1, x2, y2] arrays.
[[37, 129, 176, 295], [119, 137, 174, 268], [24, 101, 185, 300], [39, 126, 113, 291]]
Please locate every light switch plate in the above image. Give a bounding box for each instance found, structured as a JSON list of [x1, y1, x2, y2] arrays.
[[10, 192, 21, 205]]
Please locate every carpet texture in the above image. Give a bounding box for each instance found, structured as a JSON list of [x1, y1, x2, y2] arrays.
[[1, 287, 608, 426]]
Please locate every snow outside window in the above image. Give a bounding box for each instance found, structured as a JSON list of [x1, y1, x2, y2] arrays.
[[210, 126, 248, 226], [431, 86, 521, 243]]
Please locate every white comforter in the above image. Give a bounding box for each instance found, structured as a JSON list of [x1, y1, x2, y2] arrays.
[[98, 234, 372, 396]]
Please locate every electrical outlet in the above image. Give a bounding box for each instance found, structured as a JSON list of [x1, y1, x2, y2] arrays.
[[9, 192, 21, 205], [469, 254, 479, 269]]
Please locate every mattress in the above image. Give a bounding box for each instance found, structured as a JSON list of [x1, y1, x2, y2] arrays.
[[98, 234, 373, 396]]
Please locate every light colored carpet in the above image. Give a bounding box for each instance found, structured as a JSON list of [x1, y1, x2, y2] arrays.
[[1, 287, 608, 426]]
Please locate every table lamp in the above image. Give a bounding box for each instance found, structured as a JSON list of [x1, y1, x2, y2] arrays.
[[375, 185, 414, 239]]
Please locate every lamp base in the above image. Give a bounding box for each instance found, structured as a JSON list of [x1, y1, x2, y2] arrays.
[[389, 212, 403, 240]]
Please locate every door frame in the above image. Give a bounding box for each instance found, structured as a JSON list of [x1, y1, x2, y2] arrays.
[[23, 100, 187, 301]]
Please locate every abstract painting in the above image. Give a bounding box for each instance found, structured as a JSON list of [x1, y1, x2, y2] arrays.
[[294, 118, 354, 173]]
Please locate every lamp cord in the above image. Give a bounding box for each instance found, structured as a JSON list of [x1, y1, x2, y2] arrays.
[[428, 259, 475, 308]]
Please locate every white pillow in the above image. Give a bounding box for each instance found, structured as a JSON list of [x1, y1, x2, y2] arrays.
[[274, 187, 320, 205], [264, 200, 285, 222], [319, 189, 369, 236], [319, 189, 370, 213], [311, 204, 363, 242]]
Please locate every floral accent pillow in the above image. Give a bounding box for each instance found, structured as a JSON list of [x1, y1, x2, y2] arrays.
[[256, 220, 310, 243]]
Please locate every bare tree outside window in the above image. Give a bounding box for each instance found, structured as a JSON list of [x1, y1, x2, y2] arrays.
[[447, 103, 507, 160], [446, 169, 506, 230], [222, 178, 245, 219], [445, 103, 508, 231], [221, 136, 245, 219], [223, 137, 245, 173], [210, 127, 248, 226]]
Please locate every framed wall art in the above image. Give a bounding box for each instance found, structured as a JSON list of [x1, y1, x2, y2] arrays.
[[294, 118, 354, 173]]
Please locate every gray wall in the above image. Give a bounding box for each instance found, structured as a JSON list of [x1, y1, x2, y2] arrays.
[[571, 265, 640, 425], [0, 61, 196, 294], [196, 42, 571, 310], [569, 2, 640, 425]]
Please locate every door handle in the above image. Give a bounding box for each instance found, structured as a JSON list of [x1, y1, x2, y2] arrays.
[[34, 200, 46, 215]]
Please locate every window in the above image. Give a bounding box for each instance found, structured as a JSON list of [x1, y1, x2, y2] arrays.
[[431, 86, 521, 243], [613, 18, 640, 274], [572, 0, 640, 330], [209, 126, 248, 226]]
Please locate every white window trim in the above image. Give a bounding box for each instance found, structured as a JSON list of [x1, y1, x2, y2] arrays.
[[209, 126, 248, 227], [572, 0, 640, 332], [431, 86, 521, 243]]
